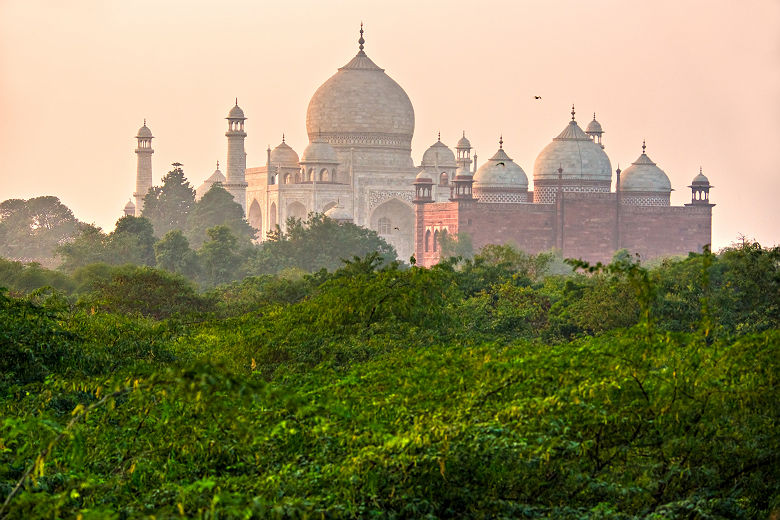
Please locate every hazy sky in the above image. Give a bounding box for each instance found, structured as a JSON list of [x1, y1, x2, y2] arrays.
[[1, 0, 778, 249]]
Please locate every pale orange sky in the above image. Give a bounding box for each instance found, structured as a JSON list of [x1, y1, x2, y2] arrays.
[[1, 0, 778, 250]]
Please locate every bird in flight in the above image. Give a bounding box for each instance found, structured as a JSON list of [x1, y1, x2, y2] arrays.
[[533, 96, 542, 100]]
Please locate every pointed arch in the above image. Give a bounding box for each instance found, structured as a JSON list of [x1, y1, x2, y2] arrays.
[[248, 199, 262, 237], [270, 202, 277, 229]]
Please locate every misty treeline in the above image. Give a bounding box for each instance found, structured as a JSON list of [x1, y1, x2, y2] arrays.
[[0, 163, 396, 288], [1, 235, 778, 518]]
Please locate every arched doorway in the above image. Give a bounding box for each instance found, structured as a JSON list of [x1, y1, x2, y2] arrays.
[[248, 199, 262, 241], [269, 202, 277, 230], [370, 198, 415, 262], [287, 201, 307, 223]]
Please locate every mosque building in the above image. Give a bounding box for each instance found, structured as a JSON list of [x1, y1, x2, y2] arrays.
[[128, 26, 713, 265]]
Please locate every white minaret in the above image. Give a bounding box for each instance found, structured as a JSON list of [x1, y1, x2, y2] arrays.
[[134, 120, 154, 216], [225, 100, 248, 213]]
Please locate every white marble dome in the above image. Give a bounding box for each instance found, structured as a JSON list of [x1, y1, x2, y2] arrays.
[[324, 205, 353, 222], [691, 168, 710, 186], [124, 199, 136, 211], [421, 139, 457, 168], [474, 145, 528, 189], [196, 164, 226, 199], [620, 149, 671, 192], [136, 123, 152, 138], [301, 138, 338, 163], [586, 115, 603, 134], [456, 132, 471, 149], [228, 104, 245, 119], [306, 48, 414, 141], [534, 115, 612, 183], [270, 140, 299, 166]]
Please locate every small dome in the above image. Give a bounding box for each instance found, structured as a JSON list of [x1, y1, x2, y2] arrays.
[[301, 138, 338, 163], [474, 143, 528, 190], [324, 205, 353, 222], [195, 163, 227, 199], [421, 139, 457, 168], [270, 139, 300, 166], [136, 123, 152, 138], [124, 199, 135, 210], [415, 168, 433, 182], [586, 114, 603, 134], [691, 168, 710, 186], [456, 132, 471, 149], [620, 146, 671, 192], [228, 103, 245, 119], [533, 111, 612, 183]]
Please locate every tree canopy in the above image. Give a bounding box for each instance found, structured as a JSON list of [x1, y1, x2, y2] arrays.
[[141, 162, 195, 237], [0, 196, 80, 260]]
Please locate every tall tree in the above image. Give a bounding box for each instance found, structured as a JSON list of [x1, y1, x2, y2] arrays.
[[141, 163, 195, 237], [198, 225, 243, 287], [186, 183, 255, 249], [154, 229, 200, 278], [0, 196, 80, 259], [110, 215, 156, 266]]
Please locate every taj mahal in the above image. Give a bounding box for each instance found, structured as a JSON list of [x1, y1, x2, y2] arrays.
[[126, 26, 714, 265]]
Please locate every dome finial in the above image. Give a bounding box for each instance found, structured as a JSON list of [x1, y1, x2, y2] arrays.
[[642, 139, 646, 154], [700, 166, 703, 175], [593, 112, 596, 120], [216, 160, 219, 169], [358, 22, 365, 52], [143, 118, 146, 126], [499, 135, 503, 149], [438, 131, 441, 142], [462, 130, 465, 138], [282, 133, 285, 143], [235, 98, 238, 106], [571, 104, 576, 120]]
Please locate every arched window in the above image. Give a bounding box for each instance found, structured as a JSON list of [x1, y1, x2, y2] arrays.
[[320, 168, 329, 182], [378, 217, 391, 234], [308, 168, 315, 182], [425, 229, 431, 252], [284, 173, 291, 184], [439, 172, 448, 186], [433, 230, 439, 252]]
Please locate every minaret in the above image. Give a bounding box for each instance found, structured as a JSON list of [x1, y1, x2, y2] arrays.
[[133, 120, 154, 216], [455, 131, 473, 173], [225, 99, 248, 213]]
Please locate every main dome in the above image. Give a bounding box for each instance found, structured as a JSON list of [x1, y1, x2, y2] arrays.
[[533, 110, 611, 184], [306, 35, 414, 143]]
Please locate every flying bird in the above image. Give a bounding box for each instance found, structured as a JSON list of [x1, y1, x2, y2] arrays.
[[533, 96, 542, 100]]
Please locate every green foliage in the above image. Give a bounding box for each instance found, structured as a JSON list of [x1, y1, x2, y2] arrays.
[[246, 213, 397, 275], [141, 163, 196, 237], [77, 265, 213, 319], [154, 229, 200, 278], [0, 241, 778, 519], [439, 230, 474, 260], [0, 258, 75, 295], [186, 183, 255, 249], [112, 215, 156, 266], [197, 225, 244, 288], [0, 196, 80, 260]]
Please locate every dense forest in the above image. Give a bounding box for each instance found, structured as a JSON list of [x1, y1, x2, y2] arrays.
[[0, 169, 778, 519]]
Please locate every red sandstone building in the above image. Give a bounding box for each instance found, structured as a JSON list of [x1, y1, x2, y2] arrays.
[[413, 108, 714, 267]]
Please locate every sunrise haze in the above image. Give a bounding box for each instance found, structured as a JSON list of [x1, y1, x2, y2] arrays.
[[1, 0, 778, 250]]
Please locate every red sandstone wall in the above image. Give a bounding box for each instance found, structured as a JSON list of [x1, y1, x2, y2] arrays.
[[414, 194, 713, 267], [620, 205, 713, 260], [561, 193, 617, 264]]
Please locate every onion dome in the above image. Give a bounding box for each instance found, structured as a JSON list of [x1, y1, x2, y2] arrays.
[[456, 131, 471, 149], [124, 199, 135, 212], [301, 136, 338, 163], [306, 25, 414, 142], [585, 113, 603, 134], [228, 100, 245, 119], [136, 121, 153, 138], [620, 142, 672, 192], [324, 204, 353, 223], [421, 136, 457, 168], [196, 162, 227, 199], [691, 167, 710, 186], [270, 137, 300, 166], [474, 138, 528, 189], [533, 106, 611, 183]]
